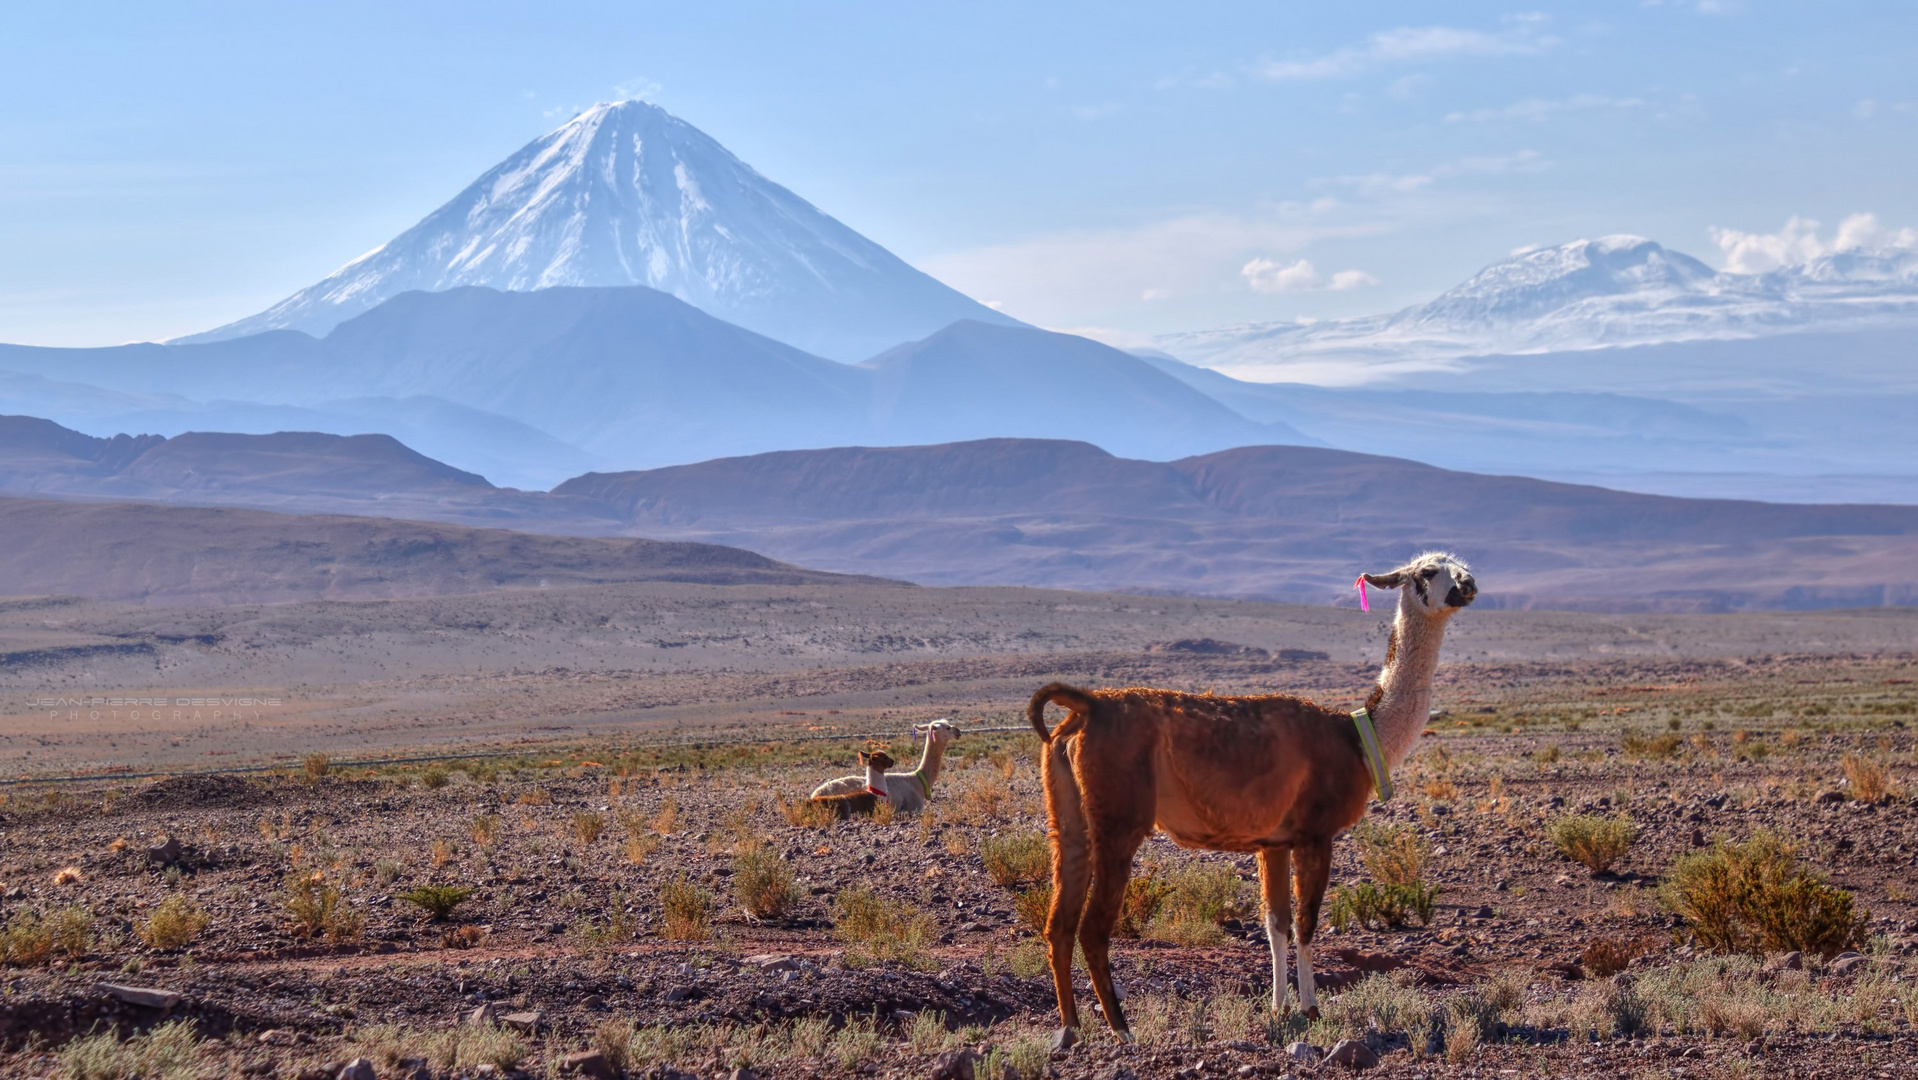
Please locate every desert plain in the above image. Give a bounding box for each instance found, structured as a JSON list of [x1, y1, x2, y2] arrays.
[[0, 579, 1914, 1079]]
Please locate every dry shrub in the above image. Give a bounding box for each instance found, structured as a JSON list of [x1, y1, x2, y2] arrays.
[[1841, 753, 1894, 802], [1421, 779, 1458, 802], [1013, 884, 1052, 934], [284, 872, 363, 942], [832, 885, 936, 969], [398, 884, 475, 921], [950, 773, 1009, 824], [1581, 934, 1659, 977], [1661, 831, 1866, 958], [624, 834, 659, 864], [653, 796, 680, 834], [302, 752, 331, 781], [1327, 880, 1438, 931], [138, 896, 209, 949], [516, 787, 553, 806], [733, 843, 801, 920], [1548, 814, 1637, 874], [981, 831, 1049, 887], [778, 792, 834, 829], [52, 907, 92, 958], [1146, 862, 1247, 946], [420, 764, 451, 789], [659, 875, 713, 941], [1621, 731, 1682, 760], [570, 810, 606, 845], [1354, 822, 1429, 886], [0, 910, 54, 966], [1117, 864, 1174, 938], [468, 814, 500, 845], [442, 924, 487, 949], [432, 838, 456, 868]]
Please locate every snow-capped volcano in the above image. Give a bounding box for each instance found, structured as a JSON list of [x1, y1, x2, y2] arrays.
[[183, 100, 1016, 359], [1159, 235, 1918, 383]]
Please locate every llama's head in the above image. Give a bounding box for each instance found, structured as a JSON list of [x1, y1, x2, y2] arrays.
[[1362, 551, 1476, 618], [913, 719, 961, 745], [857, 750, 897, 772]]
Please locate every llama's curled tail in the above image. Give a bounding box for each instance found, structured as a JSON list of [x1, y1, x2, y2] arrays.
[[1028, 682, 1096, 743]]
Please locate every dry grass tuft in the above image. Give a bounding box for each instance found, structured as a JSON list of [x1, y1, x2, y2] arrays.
[[733, 842, 801, 920], [442, 924, 487, 949], [659, 875, 713, 941], [52, 865, 82, 886], [778, 792, 835, 828], [468, 814, 500, 845], [950, 773, 1010, 824], [1661, 831, 1867, 958], [283, 871, 363, 942], [1841, 753, 1894, 802], [570, 810, 605, 845], [1548, 814, 1637, 874], [138, 895, 209, 950], [1146, 862, 1248, 946], [832, 884, 936, 969], [653, 795, 680, 835], [1581, 934, 1659, 977], [1621, 731, 1682, 759], [0, 910, 54, 966], [301, 752, 330, 781], [624, 834, 659, 864], [981, 831, 1049, 887]]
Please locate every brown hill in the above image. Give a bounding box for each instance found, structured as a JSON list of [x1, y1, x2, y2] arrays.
[[0, 496, 878, 605], [557, 440, 1918, 611]]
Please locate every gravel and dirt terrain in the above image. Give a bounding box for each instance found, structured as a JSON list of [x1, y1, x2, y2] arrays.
[[0, 581, 1914, 1079]]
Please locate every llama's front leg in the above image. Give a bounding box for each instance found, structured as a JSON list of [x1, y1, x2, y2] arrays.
[[1292, 838, 1334, 1020], [1256, 849, 1293, 1015]]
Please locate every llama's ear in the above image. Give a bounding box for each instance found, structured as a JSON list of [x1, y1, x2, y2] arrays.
[[1362, 571, 1405, 588]]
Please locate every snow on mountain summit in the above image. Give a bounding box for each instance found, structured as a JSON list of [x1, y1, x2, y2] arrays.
[[1158, 234, 1918, 383], [182, 101, 1015, 359]]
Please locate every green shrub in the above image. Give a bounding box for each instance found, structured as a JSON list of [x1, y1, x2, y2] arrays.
[[980, 832, 1050, 887], [1548, 814, 1637, 874], [137, 896, 208, 950], [832, 884, 935, 969], [1326, 880, 1439, 931], [397, 884, 476, 921], [660, 875, 713, 941], [1661, 831, 1866, 958], [0, 910, 54, 966], [1353, 822, 1430, 886], [1013, 883, 1052, 934], [1146, 862, 1247, 946], [733, 844, 801, 920]]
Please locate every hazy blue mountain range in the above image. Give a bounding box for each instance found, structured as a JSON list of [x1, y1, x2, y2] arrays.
[[178, 100, 1017, 361]]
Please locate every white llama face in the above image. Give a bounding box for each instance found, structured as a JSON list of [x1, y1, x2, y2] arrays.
[[1366, 552, 1477, 615]]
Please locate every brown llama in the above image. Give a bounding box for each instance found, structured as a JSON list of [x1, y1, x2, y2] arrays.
[[1028, 552, 1476, 1041], [806, 750, 897, 819]]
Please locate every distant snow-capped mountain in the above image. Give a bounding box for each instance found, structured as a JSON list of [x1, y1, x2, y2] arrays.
[[182, 100, 1016, 360], [1159, 235, 1918, 383]]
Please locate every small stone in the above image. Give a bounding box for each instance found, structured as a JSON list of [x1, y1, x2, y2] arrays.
[[743, 952, 800, 972], [1051, 1026, 1079, 1054], [557, 1049, 616, 1080], [1286, 1041, 1323, 1063], [258, 1029, 300, 1046], [1327, 1039, 1379, 1069], [930, 1047, 978, 1080], [1829, 953, 1868, 976], [1101, 1069, 1138, 1080], [1779, 950, 1804, 970], [500, 1009, 541, 1033], [146, 836, 184, 866], [99, 983, 182, 1010], [465, 1002, 499, 1026], [728, 1068, 759, 1080], [1816, 789, 1845, 804], [664, 984, 695, 1002], [335, 1060, 376, 1080]]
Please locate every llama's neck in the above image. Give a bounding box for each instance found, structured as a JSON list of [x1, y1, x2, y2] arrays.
[[1368, 595, 1453, 769], [914, 736, 952, 787], [864, 763, 891, 794]]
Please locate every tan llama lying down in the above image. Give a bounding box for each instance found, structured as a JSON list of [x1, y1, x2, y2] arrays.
[[810, 719, 960, 814], [1028, 552, 1477, 1043]]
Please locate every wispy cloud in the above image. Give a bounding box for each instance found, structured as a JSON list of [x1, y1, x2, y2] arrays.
[[1071, 103, 1122, 120], [1253, 22, 1555, 81], [613, 76, 662, 102], [1445, 93, 1644, 124], [1241, 258, 1377, 293], [1315, 150, 1549, 196], [1710, 212, 1917, 273]]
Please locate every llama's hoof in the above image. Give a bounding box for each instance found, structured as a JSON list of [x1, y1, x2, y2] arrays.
[[1114, 1029, 1136, 1045], [1305, 1005, 1322, 1021]]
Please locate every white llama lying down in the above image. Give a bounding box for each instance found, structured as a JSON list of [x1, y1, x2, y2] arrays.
[[809, 719, 960, 814]]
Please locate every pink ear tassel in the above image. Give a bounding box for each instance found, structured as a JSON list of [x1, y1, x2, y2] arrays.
[[1354, 575, 1369, 612]]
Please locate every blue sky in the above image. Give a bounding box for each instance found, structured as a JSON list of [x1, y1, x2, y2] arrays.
[[3, 1, 1914, 346]]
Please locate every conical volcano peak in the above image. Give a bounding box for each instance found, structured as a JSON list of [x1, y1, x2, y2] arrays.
[[181, 102, 1015, 359]]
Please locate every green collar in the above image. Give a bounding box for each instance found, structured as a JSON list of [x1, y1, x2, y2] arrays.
[[907, 768, 931, 800], [1351, 708, 1394, 802]]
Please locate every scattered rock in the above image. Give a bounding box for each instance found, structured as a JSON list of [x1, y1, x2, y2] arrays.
[[1829, 952, 1868, 976], [1327, 1039, 1379, 1069], [743, 953, 800, 973], [98, 983, 182, 1010], [258, 1028, 300, 1046], [1779, 951, 1804, 971], [728, 1068, 758, 1080], [335, 1060, 376, 1080], [558, 1050, 617, 1080], [1286, 1041, 1323, 1063], [465, 1003, 500, 1026], [146, 836, 184, 866], [1816, 789, 1846, 804], [1690, 828, 1706, 847], [500, 1009, 542, 1033], [931, 1048, 979, 1080], [1050, 1026, 1079, 1054]]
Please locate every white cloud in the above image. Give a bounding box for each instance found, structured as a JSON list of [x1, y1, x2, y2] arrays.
[[1317, 149, 1548, 196], [1241, 258, 1377, 294], [613, 76, 662, 102], [1445, 93, 1644, 124], [1253, 24, 1554, 81], [1695, 0, 1742, 13], [1709, 213, 1918, 273]]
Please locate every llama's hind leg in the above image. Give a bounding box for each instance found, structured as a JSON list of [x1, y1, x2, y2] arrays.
[[1041, 736, 1092, 1036], [1292, 838, 1334, 1020], [1256, 848, 1294, 1015], [1080, 822, 1149, 1040]]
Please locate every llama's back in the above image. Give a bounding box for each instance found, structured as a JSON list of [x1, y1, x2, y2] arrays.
[[810, 774, 864, 799]]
